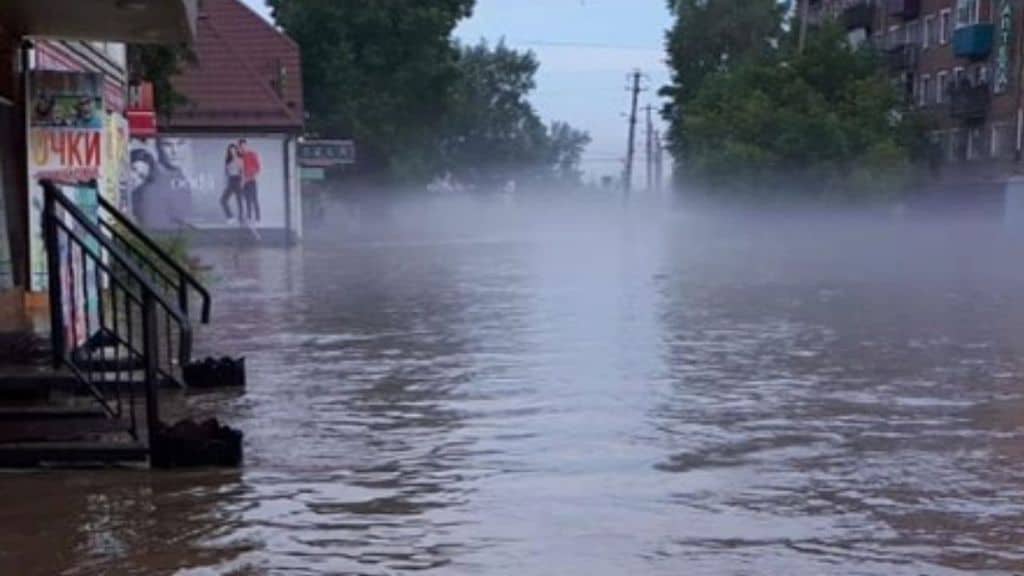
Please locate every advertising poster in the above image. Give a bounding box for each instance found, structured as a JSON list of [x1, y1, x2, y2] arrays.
[[103, 112, 130, 213], [58, 183, 100, 349], [128, 136, 286, 231], [28, 71, 105, 292]]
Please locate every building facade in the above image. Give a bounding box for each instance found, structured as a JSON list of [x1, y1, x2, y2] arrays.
[[810, 0, 1021, 168], [129, 0, 305, 244], [0, 0, 196, 328]]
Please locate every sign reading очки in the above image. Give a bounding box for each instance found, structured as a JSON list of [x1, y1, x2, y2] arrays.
[[298, 140, 356, 168]]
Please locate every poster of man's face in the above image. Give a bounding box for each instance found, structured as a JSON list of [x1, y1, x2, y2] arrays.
[[157, 137, 191, 172]]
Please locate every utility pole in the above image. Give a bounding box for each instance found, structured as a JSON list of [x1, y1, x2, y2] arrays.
[[654, 130, 664, 194], [643, 104, 655, 192], [624, 70, 644, 198]]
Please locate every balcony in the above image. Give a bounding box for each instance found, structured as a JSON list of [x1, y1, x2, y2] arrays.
[[842, 1, 875, 32], [886, 43, 919, 71], [953, 23, 995, 60], [949, 82, 991, 122], [887, 0, 920, 19]]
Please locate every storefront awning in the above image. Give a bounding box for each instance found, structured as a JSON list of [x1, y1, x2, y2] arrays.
[[0, 0, 197, 44]]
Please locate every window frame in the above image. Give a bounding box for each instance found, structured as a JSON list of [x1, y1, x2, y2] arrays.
[[940, 9, 953, 44], [936, 70, 949, 103], [955, 0, 981, 28], [923, 14, 934, 49], [920, 74, 933, 107], [907, 20, 922, 46]]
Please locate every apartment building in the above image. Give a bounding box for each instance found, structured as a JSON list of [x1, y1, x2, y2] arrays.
[[809, 0, 1019, 165]]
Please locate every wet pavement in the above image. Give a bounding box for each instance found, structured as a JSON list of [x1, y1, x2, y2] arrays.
[[2, 198, 1024, 575]]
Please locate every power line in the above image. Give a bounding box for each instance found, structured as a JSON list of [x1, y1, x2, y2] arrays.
[[504, 39, 664, 52]]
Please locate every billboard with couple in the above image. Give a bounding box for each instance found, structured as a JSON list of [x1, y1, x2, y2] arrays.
[[128, 136, 286, 231]]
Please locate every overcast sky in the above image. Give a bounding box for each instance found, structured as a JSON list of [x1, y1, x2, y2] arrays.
[[242, 0, 673, 181]]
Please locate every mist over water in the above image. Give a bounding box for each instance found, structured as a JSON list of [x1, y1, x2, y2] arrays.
[[4, 190, 1024, 574]]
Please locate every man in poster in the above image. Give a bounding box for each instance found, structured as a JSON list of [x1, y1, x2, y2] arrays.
[[134, 136, 193, 229], [239, 139, 261, 223]]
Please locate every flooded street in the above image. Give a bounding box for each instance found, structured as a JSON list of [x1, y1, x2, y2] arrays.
[[4, 198, 1024, 575]]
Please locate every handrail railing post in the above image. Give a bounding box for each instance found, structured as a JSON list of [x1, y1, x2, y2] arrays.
[[42, 182, 65, 368], [142, 292, 161, 448], [178, 272, 189, 318]]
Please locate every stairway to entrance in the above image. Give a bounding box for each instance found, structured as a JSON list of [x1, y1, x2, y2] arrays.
[[0, 180, 214, 467]]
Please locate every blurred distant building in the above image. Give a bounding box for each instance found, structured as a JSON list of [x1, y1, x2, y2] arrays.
[[809, 0, 1020, 174]]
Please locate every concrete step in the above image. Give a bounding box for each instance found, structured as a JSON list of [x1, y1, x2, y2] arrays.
[[0, 441, 148, 467], [0, 406, 108, 421], [71, 355, 145, 373], [0, 418, 129, 443], [0, 368, 76, 403]]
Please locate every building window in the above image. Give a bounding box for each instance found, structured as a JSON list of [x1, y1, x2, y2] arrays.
[[941, 9, 953, 43], [991, 123, 1015, 159], [921, 75, 933, 107], [888, 24, 903, 49], [937, 71, 949, 103], [968, 126, 988, 159], [952, 128, 967, 160], [907, 20, 922, 46], [956, 0, 981, 28], [954, 66, 966, 84], [924, 15, 938, 49], [974, 64, 990, 85]]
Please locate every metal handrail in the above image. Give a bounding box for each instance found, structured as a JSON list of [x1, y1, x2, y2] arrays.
[[44, 184, 190, 329], [42, 179, 195, 447], [96, 194, 212, 323]]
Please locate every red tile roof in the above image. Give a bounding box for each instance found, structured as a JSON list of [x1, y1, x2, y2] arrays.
[[166, 0, 303, 132]]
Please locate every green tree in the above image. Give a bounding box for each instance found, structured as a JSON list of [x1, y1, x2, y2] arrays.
[[126, 44, 195, 117], [268, 0, 475, 180], [677, 24, 927, 199], [440, 41, 590, 187], [441, 41, 549, 183], [661, 0, 787, 151], [545, 121, 591, 185]]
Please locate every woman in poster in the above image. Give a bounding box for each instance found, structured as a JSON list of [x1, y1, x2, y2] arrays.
[[220, 143, 244, 224]]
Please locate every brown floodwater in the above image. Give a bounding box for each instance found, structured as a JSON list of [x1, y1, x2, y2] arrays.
[[3, 197, 1024, 575]]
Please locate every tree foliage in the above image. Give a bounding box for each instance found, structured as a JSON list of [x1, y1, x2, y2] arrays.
[[269, 0, 474, 179], [126, 44, 195, 117], [661, 0, 786, 119], [662, 4, 929, 200], [440, 41, 591, 187]]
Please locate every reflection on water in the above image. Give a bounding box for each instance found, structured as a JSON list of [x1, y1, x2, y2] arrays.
[[3, 199, 1024, 575]]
